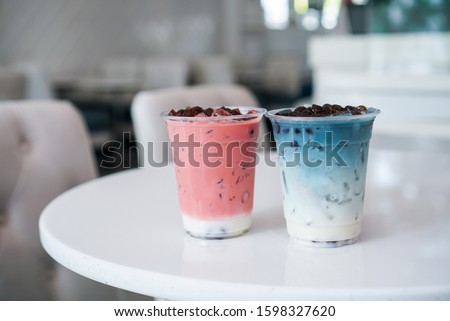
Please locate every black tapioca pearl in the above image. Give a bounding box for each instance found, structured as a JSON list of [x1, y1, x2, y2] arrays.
[[316, 127, 320, 130], [241, 161, 252, 169], [217, 178, 224, 184], [318, 146, 324, 151], [294, 106, 306, 113], [323, 104, 332, 114], [291, 141, 299, 148], [274, 123, 280, 134], [325, 194, 339, 203], [206, 129, 213, 134], [232, 171, 235, 176], [294, 128, 301, 134], [241, 190, 249, 203], [282, 128, 290, 134], [343, 182, 350, 193], [282, 171, 288, 193], [249, 128, 255, 136], [360, 143, 365, 163], [204, 108, 213, 116], [235, 176, 241, 184], [354, 169, 360, 181], [305, 128, 313, 135], [219, 193, 222, 199], [338, 198, 352, 205]]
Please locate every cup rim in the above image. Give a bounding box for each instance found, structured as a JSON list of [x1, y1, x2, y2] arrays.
[[266, 107, 380, 122], [161, 106, 267, 122]]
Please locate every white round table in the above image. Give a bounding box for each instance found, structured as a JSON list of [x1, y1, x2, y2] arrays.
[[39, 150, 450, 300]]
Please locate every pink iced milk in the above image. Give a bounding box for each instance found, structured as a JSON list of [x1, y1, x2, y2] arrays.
[[162, 106, 266, 239]]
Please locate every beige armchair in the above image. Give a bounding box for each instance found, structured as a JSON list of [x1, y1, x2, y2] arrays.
[[0, 100, 118, 300]]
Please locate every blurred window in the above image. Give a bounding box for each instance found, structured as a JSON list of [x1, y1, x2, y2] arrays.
[[260, 0, 290, 30]]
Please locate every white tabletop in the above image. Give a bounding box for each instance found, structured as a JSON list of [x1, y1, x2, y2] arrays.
[[39, 149, 450, 300]]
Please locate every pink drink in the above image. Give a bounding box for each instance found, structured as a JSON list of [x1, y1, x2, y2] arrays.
[[162, 107, 265, 239]]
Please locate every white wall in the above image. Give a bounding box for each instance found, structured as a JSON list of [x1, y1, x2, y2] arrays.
[[0, 0, 222, 78], [0, 0, 353, 80]]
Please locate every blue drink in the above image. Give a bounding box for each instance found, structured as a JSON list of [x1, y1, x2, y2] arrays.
[[266, 107, 380, 247]]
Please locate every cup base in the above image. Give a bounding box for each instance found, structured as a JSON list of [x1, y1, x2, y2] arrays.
[[290, 235, 358, 248], [286, 221, 361, 248], [182, 213, 251, 240], [186, 228, 250, 240]]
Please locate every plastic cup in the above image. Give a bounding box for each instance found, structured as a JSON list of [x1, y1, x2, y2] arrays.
[[162, 107, 266, 239], [266, 108, 380, 247]]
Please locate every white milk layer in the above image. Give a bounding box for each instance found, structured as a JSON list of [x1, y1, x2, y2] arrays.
[[286, 220, 361, 242]]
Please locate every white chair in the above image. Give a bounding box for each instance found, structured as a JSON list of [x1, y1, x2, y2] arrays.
[[131, 85, 267, 167], [142, 57, 188, 89], [0, 68, 26, 100], [190, 56, 235, 85], [0, 100, 118, 300]]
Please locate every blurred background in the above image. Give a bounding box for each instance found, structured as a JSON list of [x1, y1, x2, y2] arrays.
[[1, 0, 449, 174], [1, 0, 450, 301]]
